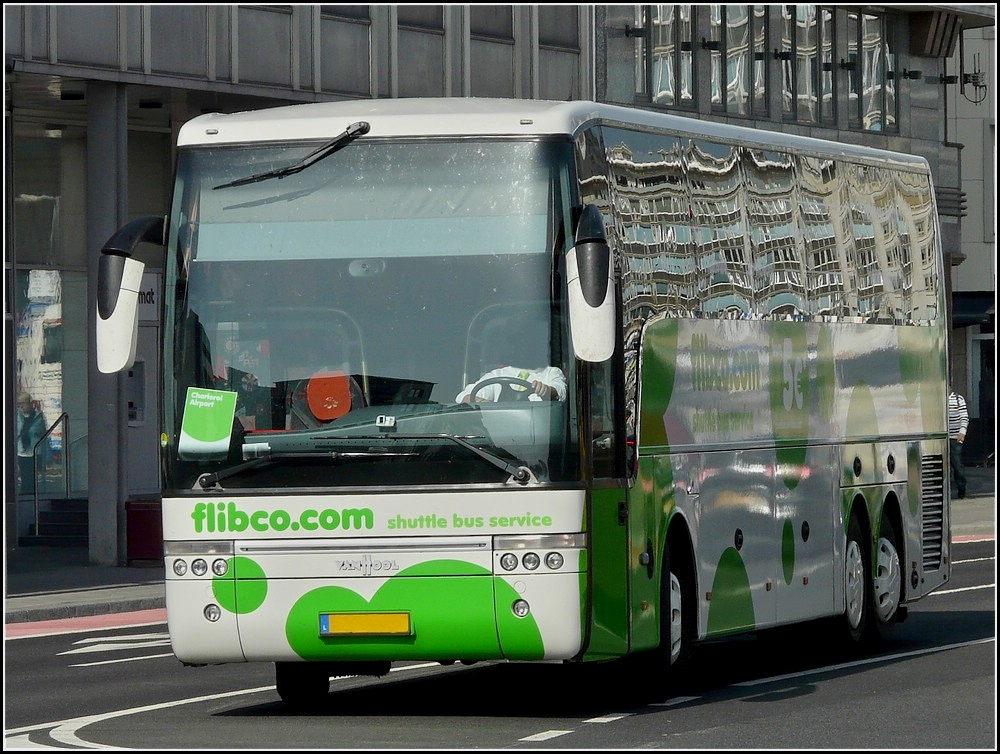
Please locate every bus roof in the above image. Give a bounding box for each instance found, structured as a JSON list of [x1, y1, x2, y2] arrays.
[[177, 97, 929, 170]]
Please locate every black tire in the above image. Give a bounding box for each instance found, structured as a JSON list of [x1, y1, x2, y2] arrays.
[[275, 662, 331, 708], [843, 514, 870, 646], [624, 541, 680, 705], [869, 515, 902, 644]]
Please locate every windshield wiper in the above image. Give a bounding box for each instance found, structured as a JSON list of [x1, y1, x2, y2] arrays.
[[194, 448, 414, 490], [382, 433, 536, 485], [197, 432, 535, 489], [213, 121, 371, 190]]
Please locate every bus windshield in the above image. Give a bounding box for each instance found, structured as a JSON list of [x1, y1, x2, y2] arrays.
[[162, 138, 580, 491]]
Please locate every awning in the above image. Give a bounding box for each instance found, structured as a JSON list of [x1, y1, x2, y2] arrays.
[[953, 292, 995, 326]]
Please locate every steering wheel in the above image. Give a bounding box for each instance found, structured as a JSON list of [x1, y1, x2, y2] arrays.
[[470, 376, 535, 402]]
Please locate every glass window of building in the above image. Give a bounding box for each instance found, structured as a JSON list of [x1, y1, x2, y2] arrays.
[[646, 4, 695, 109], [778, 5, 835, 124], [707, 5, 769, 117], [539, 5, 579, 49], [470, 5, 514, 40], [846, 9, 897, 132], [12, 131, 89, 500], [470, 5, 515, 97], [396, 6, 441, 29]]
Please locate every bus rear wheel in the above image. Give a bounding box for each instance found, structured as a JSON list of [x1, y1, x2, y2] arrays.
[[275, 662, 331, 707], [870, 516, 902, 643]]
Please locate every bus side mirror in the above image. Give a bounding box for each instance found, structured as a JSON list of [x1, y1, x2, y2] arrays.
[[96, 215, 165, 373], [567, 204, 615, 363]]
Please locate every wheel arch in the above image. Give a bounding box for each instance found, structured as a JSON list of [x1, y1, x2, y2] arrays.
[[846, 491, 873, 542], [665, 511, 697, 643]]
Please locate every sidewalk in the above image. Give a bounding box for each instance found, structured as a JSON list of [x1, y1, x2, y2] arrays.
[[3, 546, 165, 624], [3, 466, 995, 626]]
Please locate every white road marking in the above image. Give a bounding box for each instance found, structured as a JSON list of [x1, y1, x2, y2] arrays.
[[68, 653, 175, 668], [60, 639, 171, 656], [929, 583, 995, 595], [584, 713, 633, 723], [519, 730, 575, 742]]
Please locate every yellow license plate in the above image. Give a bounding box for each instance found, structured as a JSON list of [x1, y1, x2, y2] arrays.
[[319, 612, 412, 637]]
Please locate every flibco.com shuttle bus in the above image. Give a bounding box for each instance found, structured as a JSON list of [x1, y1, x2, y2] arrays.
[[96, 98, 951, 706]]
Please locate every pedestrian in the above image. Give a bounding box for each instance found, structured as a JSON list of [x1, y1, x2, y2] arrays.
[[947, 383, 969, 499], [16, 391, 47, 494]]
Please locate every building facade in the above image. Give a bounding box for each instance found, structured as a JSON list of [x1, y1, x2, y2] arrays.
[[945, 20, 995, 465], [4, 4, 995, 564]]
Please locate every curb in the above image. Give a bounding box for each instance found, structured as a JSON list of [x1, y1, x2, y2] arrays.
[[4, 584, 166, 625], [6, 598, 165, 625]]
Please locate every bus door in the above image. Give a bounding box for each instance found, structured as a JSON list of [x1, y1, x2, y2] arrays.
[[585, 358, 633, 658], [586, 337, 660, 656]]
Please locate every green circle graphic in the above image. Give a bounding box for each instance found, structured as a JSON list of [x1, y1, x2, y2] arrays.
[[845, 384, 878, 439], [284, 562, 544, 661], [781, 518, 795, 585], [770, 323, 809, 490], [640, 319, 679, 448], [213, 556, 267, 614], [706, 547, 755, 635], [815, 327, 835, 424]]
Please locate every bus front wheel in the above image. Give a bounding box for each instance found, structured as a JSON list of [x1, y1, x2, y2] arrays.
[[626, 542, 681, 704]]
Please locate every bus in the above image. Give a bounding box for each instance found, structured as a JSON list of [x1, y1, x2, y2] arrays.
[[96, 98, 951, 706]]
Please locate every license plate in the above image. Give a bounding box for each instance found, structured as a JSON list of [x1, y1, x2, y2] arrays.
[[319, 612, 411, 637]]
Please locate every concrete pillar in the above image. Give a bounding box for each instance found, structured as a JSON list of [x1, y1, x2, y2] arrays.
[[86, 81, 128, 566]]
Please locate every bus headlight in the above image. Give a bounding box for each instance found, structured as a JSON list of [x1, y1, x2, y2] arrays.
[[212, 558, 229, 576], [494, 533, 583, 574], [172, 559, 188, 576], [191, 558, 208, 576], [204, 604, 222, 622], [512, 599, 530, 618]]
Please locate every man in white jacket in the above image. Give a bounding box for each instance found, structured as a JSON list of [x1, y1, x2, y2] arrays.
[[456, 365, 567, 404]]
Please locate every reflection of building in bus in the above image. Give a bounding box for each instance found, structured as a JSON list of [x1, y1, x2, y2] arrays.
[[602, 131, 940, 327]]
